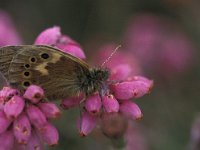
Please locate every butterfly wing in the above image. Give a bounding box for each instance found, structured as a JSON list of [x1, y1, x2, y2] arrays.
[[0, 46, 20, 79], [1, 45, 90, 100]]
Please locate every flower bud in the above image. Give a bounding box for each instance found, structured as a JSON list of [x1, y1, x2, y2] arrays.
[[112, 79, 153, 99], [0, 87, 19, 101], [60, 96, 82, 109], [27, 130, 44, 150], [26, 104, 47, 129], [23, 85, 44, 104], [38, 102, 61, 119], [4, 95, 25, 119], [78, 111, 97, 137], [38, 123, 59, 146], [102, 95, 119, 113], [85, 94, 102, 115], [120, 101, 143, 120], [0, 110, 11, 134], [13, 113, 31, 144]]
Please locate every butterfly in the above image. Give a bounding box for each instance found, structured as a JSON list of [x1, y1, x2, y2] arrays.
[[0, 45, 109, 101]]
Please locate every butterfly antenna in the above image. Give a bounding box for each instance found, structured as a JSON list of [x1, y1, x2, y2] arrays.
[[101, 45, 121, 67]]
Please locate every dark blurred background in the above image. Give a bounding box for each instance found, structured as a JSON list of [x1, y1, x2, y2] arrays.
[[1, 0, 200, 150]]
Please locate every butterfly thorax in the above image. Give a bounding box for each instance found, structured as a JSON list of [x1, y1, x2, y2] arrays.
[[78, 68, 109, 96]]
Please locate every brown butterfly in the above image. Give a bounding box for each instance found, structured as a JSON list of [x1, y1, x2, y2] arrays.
[[0, 45, 109, 100]]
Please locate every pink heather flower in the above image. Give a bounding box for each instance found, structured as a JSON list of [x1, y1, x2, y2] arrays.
[[124, 13, 195, 77], [26, 104, 47, 129], [0, 85, 60, 148], [34, 26, 85, 59], [4, 95, 25, 119], [0, 87, 19, 110], [0, 110, 11, 134], [112, 77, 153, 100], [85, 94, 102, 115], [23, 85, 44, 104], [78, 111, 97, 137], [13, 113, 31, 144], [38, 123, 59, 146], [38, 102, 61, 119], [0, 130, 15, 150], [26, 130, 44, 150], [124, 121, 147, 150], [120, 101, 143, 120], [102, 95, 119, 113], [0, 10, 22, 46], [109, 64, 132, 81], [60, 95, 82, 109]]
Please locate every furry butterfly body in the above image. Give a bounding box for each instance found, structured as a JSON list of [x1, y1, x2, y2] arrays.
[[0, 45, 109, 100]]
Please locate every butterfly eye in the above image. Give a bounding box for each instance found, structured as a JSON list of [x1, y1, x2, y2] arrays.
[[24, 64, 30, 68], [23, 81, 30, 87], [23, 71, 30, 77], [41, 53, 49, 59], [29, 57, 37, 63]]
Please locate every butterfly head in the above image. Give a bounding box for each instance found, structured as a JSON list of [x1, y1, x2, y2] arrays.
[[80, 67, 109, 96]]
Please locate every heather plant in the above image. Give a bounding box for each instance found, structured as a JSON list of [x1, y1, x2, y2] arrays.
[[0, 26, 153, 149]]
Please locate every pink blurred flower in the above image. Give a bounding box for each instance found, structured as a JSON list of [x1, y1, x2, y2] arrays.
[[0, 85, 60, 149], [94, 43, 142, 76], [0, 10, 22, 46], [124, 13, 195, 78], [34, 26, 85, 59], [190, 115, 200, 150], [124, 121, 147, 150]]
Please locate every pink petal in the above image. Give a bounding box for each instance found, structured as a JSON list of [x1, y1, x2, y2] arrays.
[[4, 95, 25, 119], [102, 95, 119, 113], [85, 94, 102, 115], [120, 101, 143, 120], [13, 113, 31, 144], [34, 26, 61, 45], [26, 104, 47, 129], [78, 111, 97, 137], [38, 102, 61, 119], [23, 85, 44, 104], [38, 123, 59, 146]]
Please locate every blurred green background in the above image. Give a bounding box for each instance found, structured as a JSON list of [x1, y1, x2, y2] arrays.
[[1, 0, 200, 150]]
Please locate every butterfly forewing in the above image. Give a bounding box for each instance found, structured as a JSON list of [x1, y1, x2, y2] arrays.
[[0, 45, 90, 100]]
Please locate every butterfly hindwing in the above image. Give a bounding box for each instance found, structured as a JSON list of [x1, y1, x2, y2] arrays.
[[0, 46, 21, 79], [4, 45, 89, 100]]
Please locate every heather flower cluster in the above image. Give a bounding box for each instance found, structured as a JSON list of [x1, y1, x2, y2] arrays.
[[0, 85, 60, 150], [0, 17, 153, 149], [35, 29, 151, 137], [34, 26, 153, 137]]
